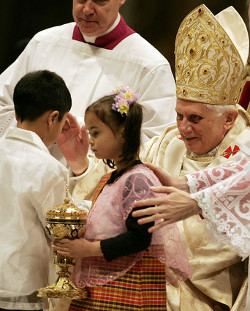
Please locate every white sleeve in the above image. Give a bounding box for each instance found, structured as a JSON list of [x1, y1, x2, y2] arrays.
[[0, 43, 33, 137], [187, 152, 250, 259], [31, 165, 69, 228], [138, 62, 176, 141]]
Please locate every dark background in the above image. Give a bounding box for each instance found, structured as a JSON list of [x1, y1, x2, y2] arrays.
[[0, 0, 248, 74]]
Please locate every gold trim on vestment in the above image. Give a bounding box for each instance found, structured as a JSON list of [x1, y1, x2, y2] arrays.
[[185, 154, 215, 162]]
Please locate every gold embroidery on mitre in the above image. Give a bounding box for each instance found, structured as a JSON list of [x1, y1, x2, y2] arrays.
[[175, 5, 245, 105]]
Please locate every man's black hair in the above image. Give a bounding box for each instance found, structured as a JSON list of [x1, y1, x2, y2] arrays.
[[14, 70, 72, 122]]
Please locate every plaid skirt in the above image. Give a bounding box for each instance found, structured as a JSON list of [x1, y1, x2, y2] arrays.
[[69, 252, 167, 311]]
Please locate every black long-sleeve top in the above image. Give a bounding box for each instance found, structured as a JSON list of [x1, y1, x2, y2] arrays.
[[100, 161, 155, 262]]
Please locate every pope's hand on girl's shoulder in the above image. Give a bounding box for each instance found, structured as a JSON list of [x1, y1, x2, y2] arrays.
[[143, 163, 189, 191], [143, 163, 178, 187]]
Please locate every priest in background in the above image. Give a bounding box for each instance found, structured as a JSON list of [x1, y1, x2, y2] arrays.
[[0, 0, 177, 162]]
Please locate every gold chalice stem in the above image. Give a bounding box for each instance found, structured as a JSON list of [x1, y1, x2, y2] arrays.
[[37, 253, 88, 299]]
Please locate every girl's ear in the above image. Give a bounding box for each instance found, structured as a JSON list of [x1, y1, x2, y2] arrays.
[[120, 127, 125, 140], [47, 110, 59, 127]]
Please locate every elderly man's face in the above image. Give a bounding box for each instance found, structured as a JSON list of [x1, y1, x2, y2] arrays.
[[73, 0, 126, 37], [176, 99, 236, 155]]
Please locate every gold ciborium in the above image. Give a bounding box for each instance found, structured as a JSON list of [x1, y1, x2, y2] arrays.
[[38, 187, 88, 299]]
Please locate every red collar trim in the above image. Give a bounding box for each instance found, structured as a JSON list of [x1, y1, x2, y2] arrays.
[[72, 15, 135, 50]]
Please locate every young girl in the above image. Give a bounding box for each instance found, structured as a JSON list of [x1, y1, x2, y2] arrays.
[[53, 86, 191, 311]]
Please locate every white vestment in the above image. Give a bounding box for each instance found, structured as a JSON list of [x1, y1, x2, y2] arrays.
[[0, 127, 69, 310], [0, 21, 176, 152]]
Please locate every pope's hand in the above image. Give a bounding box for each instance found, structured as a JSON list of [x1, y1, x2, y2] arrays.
[[132, 186, 201, 232], [143, 163, 188, 190], [57, 113, 89, 175]]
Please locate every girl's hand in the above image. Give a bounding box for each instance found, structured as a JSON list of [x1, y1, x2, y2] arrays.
[[52, 238, 102, 258]]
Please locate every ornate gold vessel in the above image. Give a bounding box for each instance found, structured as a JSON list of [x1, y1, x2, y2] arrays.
[[38, 187, 88, 299]]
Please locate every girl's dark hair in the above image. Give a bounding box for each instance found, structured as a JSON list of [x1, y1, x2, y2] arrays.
[[14, 70, 72, 122], [86, 94, 143, 169]]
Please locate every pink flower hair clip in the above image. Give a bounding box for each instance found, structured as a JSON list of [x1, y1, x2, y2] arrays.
[[110, 86, 138, 117]]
